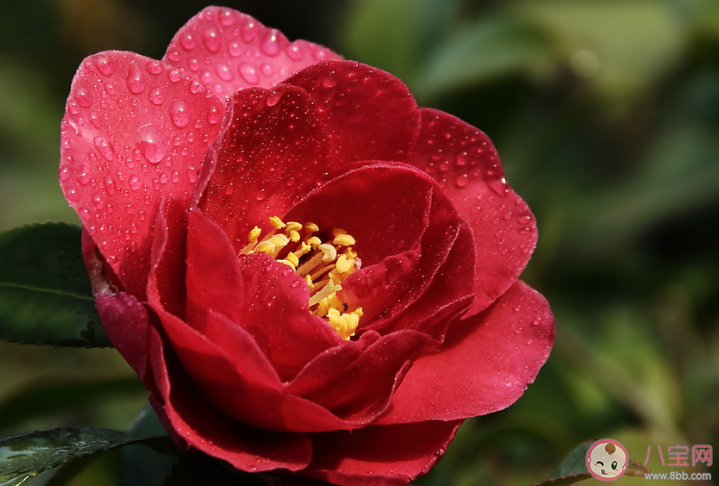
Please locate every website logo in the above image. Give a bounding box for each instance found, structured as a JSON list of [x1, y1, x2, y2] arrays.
[[585, 439, 629, 481]]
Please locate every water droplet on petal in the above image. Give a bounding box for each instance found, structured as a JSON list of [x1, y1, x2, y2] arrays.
[[322, 73, 337, 88], [180, 31, 196, 50], [59, 166, 71, 181], [168, 50, 181, 62], [137, 125, 166, 163], [129, 175, 141, 190], [93, 136, 115, 161], [187, 58, 200, 72], [146, 60, 163, 75], [455, 174, 469, 187], [533, 317, 543, 326], [126, 62, 145, 94], [266, 91, 282, 107], [242, 21, 259, 42], [219, 8, 236, 26], [149, 87, 164, 105], [189, 80, 203, 94], [228, 41, 241, 57], [285, 43, 304, 60], [202, 27, 221, 52], [168, 69, 183, 83], [260, 30, 280, 56], [207, 104, 223, 124], [169, 100, 190, 128], [487, 176, 509, 196], [215, 62, 233, 81], [75, 87, 92, 107], [68, 99, 81, 115], [89, 111, 101, 128], [94, 55, 114, 77], [239, 63, 260, 84], [171, 171, 180, 183]]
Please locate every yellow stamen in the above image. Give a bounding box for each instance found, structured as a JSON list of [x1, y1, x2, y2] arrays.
[[333, 234, 356, 246], [269, 216, 286, 229], [240, 216, 362, 340], [248, 226, 261, 242]]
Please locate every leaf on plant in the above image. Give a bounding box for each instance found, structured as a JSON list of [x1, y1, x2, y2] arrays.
[[534, 440, 650, 485], [0, 427, 171, 485], [0, 222, 110, 348]]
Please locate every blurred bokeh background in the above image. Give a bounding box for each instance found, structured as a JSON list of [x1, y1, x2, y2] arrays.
[[0, 0, 718, 484]]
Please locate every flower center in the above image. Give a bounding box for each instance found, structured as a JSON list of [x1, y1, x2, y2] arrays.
[[238, 216, 363, 340]]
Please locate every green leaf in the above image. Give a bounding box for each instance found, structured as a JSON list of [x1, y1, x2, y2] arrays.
[[0, 427, 171, 485], [535, 441, 651, 485], [0, 222, 110, 348], [416, 15, 555, 99]]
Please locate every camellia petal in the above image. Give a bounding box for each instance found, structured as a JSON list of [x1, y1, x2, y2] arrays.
[[375, 280, 554, 425], [299, 420, 463, 486], [408, 108, 539, 316], [163, 7, 342, 97], [60, 51, 224, 297]]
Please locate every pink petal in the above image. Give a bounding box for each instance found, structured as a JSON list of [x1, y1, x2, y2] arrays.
[[282, 61, 421, 164], [146, 324, 313, 471], [408, 108, 538, 316], [299, 420, 463, 486], [185, 209, 340, 382], [163, 7, 341, 97], [375, 280, 554, 425], [60, 51, 224, 297]]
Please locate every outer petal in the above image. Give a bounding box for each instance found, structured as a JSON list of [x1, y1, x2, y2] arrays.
[[60, 51, 224, 297], [282, 61, 421, 164], [298, 420, 463, 486], [81, 230, 149, 381], [163, 7, 341, 97], [146, 323, 313, 471], [376, 280, 554, 425], [408, 108, 538, 316]]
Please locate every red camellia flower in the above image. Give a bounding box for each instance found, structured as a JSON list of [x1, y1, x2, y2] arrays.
[[59, 7, 554, 486]]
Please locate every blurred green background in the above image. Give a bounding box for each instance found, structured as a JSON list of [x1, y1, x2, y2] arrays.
[[1, 0, 718, 484]]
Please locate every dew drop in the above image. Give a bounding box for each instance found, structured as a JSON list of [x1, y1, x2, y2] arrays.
[[66, 187, 81, 202], [266, 91, 282, 107], [228, 41, 242, 57], [169, 100, 190, 128], [129, 175, 141, 190], [207, 104, 223, 124], [202, 27, 221, 52], [94, 55, 114, 77], [285, 43, 305, 61], [146, 60, 163, 75], [455, 174, 469, 188], [168, 50, 181, 62], [171, 171, 180, 183], [242, 21, 259, 42], [75, 87, 93, 107], [149, 87, 164, 105], [262, 64, 273, 75], [125, 62, 145, 94], [187, 168, 197, 183], [187, 57, 200, 72], [219, 8, 236, 26], [68, 99, 81, 115], [103, 81, 116, 96], [532, 317, 543, 326], [189, 80, 203, 94], [137, 125, 166, 163], [487, 176, 509, 196], [322, 73, 337, 88], [518, 214, 531, 224], [239, 63, 260, 84], [215, 62, 233, 81], [256, 190, 266, 201], [180, 31, 196, 50], [260, 30, 280, 56], [168, 69, 183, 83], [89, 111, 101, 128], [93, 136, 115, 161], [59, 166, 71, 181], [201, 70, 213, 84]]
